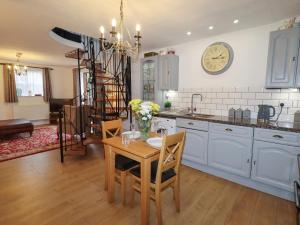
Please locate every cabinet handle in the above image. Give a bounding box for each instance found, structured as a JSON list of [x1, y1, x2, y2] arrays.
[[293, 56, 296, 62], [294, 181, 300, 208], [253, 160, 256, 166], [225, 128, 233, 132], [247, 159, 250, 163], [273, 135, 283, 139], [188, 122, 194, 125]]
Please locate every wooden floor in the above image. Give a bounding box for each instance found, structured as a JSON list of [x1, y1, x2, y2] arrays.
[[0, 144, 296, 225]]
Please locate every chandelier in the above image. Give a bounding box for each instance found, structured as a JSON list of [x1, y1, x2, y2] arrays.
[[98, 0, 141, 57], [13, 53, 28, 76]]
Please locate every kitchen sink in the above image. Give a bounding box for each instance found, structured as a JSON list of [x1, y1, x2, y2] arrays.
[[185, 113, 214, 118]]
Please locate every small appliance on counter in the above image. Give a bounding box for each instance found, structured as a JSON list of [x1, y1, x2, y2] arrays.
[[295, 111, 300, 123], [257, 105, 276, 122], [235, 108, 243, 119], [243, 109, 251, 119], [228, 108, 235, 118]]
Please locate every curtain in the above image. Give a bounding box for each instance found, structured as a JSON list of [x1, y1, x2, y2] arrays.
[[3, 64, 18, 103], [43, 68, 52, 102]]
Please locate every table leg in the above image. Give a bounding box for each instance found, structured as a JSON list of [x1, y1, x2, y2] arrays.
[[104, 146, 108, 190], [107, 146, 115, 203], [140, 158, 151, 225]]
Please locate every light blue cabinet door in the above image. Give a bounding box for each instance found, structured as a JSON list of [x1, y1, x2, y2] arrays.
[[251, 140, 299, 192], [140, 56, 163, 105], [158, 55, 179, 90], [178, 128, 208, 165], [208, 132, 252, 177], [265, 27, 300, 88], [296, 43, 300, 87]]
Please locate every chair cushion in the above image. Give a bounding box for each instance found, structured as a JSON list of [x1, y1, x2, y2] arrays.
[[115, 155, 139, 171], [130, 160, 176, 184]]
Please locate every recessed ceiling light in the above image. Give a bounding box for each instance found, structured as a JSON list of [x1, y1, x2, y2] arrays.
[[233, 19, 239, 24], [186, 31, 192, 36], [208, 26, 214, 30]]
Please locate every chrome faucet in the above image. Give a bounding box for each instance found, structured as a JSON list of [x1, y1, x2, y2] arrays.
[[191, 93, 203, 115]]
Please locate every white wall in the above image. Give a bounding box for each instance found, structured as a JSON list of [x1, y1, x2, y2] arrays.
[[0, 64, 74, 120], [132, 21, 282, 98]]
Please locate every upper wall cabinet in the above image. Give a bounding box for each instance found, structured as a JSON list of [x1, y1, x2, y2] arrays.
[[141, 56, 160, 102], [265, 27, 300, 88], [158, 55, 179, 91]]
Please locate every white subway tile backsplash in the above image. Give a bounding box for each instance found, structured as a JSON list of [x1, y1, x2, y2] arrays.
[[223, 98, 235, 105], [249, 87, 264, 93], [272, 93, 289, 100], [217, 92, 228, 98], [228, 92, 242, 99], [262, 100, 280, 106], [235, 99, 248, 105], [290, 93, 300, 100], [242, 93, 255, 99], [256, 93, 272, 100], [248, 99, 263, 105], [168, 86, 298, 121], [206, 93, 217, 98], [235, 87, 249, 92], [223, 87, 236, 92], [264, 88, 281, 93]]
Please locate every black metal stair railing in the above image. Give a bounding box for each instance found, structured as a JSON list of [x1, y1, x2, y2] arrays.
[[58, 35, 132, 163]]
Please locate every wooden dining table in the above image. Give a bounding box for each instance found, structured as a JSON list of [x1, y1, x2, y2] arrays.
[[102, 136, 160, 225]]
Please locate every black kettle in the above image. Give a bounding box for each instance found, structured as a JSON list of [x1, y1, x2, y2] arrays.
[[257, 105, 276, 122]]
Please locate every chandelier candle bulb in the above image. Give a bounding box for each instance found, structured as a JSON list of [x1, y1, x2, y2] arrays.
[[136, 24, 141, 34], [112, 18, 117, 28], [100, 26, 105, 39]]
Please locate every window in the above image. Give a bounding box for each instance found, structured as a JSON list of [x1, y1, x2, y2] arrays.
[[15, 68, 44, 96]]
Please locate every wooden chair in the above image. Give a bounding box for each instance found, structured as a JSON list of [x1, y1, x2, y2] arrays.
[[129, 131, 186, 225], [102, 119, 139, 205]]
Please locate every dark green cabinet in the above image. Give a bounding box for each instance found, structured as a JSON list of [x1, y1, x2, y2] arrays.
[[265, 27, 300, 88]]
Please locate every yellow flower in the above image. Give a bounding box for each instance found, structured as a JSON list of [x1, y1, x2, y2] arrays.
[[150, 102, 160, 114], [129, 99, 142, 113]]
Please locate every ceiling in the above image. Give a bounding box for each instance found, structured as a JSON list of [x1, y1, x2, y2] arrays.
[[0, 0, 299, 66]]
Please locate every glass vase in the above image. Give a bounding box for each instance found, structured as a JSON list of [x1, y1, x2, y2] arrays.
[[136, 117, 152, 140]]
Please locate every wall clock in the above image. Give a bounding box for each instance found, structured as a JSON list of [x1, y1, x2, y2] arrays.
[[201, 42, 234, 75]]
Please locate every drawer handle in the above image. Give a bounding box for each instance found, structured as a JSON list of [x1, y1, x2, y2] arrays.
[[225, 128, 233, 132], [188, 122, 194, 125], [273, 135, 283, 139]]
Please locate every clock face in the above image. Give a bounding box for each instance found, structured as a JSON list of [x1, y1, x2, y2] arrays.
[[201, 42, 234, 75]]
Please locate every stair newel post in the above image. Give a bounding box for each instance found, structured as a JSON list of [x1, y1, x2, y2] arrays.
[[58, 109, 64, 163], [77, 48, 84, 141], [125, 56, 132, 121]]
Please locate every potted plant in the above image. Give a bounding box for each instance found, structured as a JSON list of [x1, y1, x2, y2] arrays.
[[129, 99, 160, 139], [164, 100, 172, 110]]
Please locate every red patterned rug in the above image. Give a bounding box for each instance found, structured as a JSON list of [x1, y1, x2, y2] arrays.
[[0, 126, 70, 162]]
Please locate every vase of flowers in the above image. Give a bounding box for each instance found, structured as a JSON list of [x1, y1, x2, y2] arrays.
[[129, 99, 160, 139]]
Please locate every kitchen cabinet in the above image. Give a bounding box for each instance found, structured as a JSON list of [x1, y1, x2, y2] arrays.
[[208, 123, 253, 177], [265, 27, 300, 88], [180, 128, 208, 165], [176, 118, 208, 165], [296, 44, 300, 87], [251, 140, 299, 192], [153, 117, 176, 134], [158, 55, 179, 91], [141, 56, 159, 101]]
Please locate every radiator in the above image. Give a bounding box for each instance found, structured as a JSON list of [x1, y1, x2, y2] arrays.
[[13, 104, 49, 120]]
